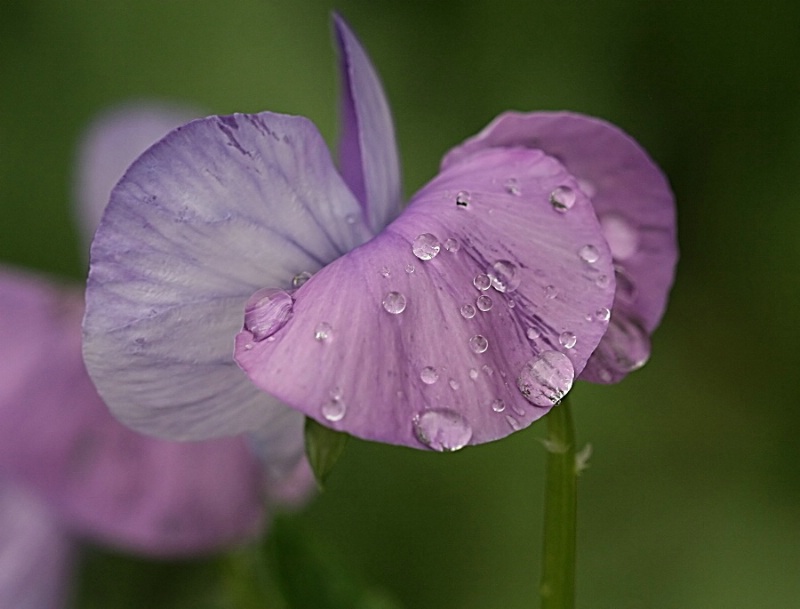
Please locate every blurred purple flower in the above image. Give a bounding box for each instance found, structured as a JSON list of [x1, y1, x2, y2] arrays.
[[1, 105, 313, 608], [82, 16, 677, 454]]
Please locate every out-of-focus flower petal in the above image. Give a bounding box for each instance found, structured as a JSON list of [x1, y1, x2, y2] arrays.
[[1, 267, 267, 555], [442, 112, 678, 382], [74, 103, 199, 249], [83, 113, 371, 449], [0, 483, 72, 609], [235, 147, 615, 449], [334, 14, 402, 233]]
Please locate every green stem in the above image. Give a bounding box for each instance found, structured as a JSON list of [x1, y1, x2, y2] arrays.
[[539, 396, 577, 609]]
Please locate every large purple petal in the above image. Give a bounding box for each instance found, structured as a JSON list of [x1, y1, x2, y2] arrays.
[[83, 112, 370, 449], [334, 14, 402, 233], [235, 147, 615, 449], [74, 102, 199, 250], [1, 268, 268, 555], [442, 112, 678, 383], [0, 484, 72, 609]]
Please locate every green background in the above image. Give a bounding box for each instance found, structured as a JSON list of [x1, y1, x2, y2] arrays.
[[2, 0, 799, 607]]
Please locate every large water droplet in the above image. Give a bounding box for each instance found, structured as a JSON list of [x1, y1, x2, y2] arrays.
[[420, 366, 439, 385], [488, 260, 521, 293], [291, 271, 312, 288], [444, 238, 460, 253], [517, 351, 575, 406], [559, 331, 577, 349], [476, 294, 493, 312], [550, 185, 576, 212], [593, 315, 651, 377], [490, 398, 506, 413], [455, 191, 471, 208], [413, 409, 472, 451], [382, 291, 407, 314], [578, 244, 600, 264], [473, 274, 491, 291], [314, 322, 333, 342], [412, 233, 441, 260], [601, 214, 639, 261], [243, 288, 293, 341], [460, 303, 477, 319], [321, 390, 346, 422], [469, 335, 489, 354]]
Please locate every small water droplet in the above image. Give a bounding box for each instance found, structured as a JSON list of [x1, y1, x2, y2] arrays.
[[449, 378, 460, 390], [469, 368, 479, 380], [578, 244, 600, 264], [511, 402, 526, 416], [526, 327, 541, 340], [595, 307, 611, 322], [405, 263, 415, 274], [505, 415, 522, 431], [382, 291, 407, 314], [345, 213, 359, 225], [490, 398, 506, 413], [412, 233, 441, 260], [420, 366, 439, 385], [504, 178, 521, 196], [473, 274, 491, 291], [321, 393, 346, 422], [595, 274, 611, 289], [482, 364, 494, 376], [544, 285, 558, 300], [469, 335, 489, 354], [455, 191, 471, 208], [550, 185, 576, 212], [243, 288, 293, 341], [379, 266, 391, 278], [559, 331, 577, 349], [507, 299, 516, 309], [517, 351, 575, 406], [460, 303, 477, 319], [413, 409, 472, 452], [488, 260, 521, 293], [314, 322, 333, 342], [291, 271, 312, 288], [243, 343, 254, 351], [444, 238, 460, 253], [600, 214, 639, 260], [476, 294, 493, 311]]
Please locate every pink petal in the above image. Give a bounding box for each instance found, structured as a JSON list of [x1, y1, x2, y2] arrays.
[[334, 14, 403, 233], [235, 147, 615, 449], [442, 112, 678, 383]]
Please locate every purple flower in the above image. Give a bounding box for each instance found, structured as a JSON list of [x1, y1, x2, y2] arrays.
[[83, 17, 677, 453], [1, 104, 313, 607]]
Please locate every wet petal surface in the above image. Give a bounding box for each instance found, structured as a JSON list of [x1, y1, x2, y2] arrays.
[[236, 147, 615, 448]]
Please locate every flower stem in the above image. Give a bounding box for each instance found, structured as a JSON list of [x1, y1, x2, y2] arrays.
[[539, 396, 577, 609]]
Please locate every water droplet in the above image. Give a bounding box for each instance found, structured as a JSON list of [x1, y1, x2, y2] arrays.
[[321, 393, 346, 422], [559, 331, 577, 349], [592, 315, 650, 377], [413, 409, 472, 451], [505, 415, 522, 431], [379, 266, 391, 278], [412, 233, 441, 260], [382, 291, 407, 314], [578, 244, 600, 264], [449, 378, 460, 390], [314, 322, 333, 342], [476, 294, 493, 312], [405, 263, 415, 274], [469, 335, 489, 354], [469, 368, 479, 380], [243, 288, 293, 341], [291, 271, 312, 288], [600, 214, 639, 261], [526, 327, 541, 340], [507, 299, 516, 309], [488, 260, 520, 293], [243, 343, 254, 351], [504, 178, 521, 196], [517, 351, 575, 406], [345, 213, 359, 225], [482, 364, 494, 376], [511, 403, 526, 416], [490, 398, 506, 412], [595, 307, 611, 322], [444, 237, 460, 253], [460, 303, 477, 319], [544, 285, 558, 300], [455, 191, 471, 207], [420, 366, 439, 385], [595, 274, 611, 289], [550, 185, 576, 212], [473, 274, 491, 291]]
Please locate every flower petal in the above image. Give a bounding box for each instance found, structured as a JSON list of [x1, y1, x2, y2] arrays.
[[441, 112, 678, 383], [235, 147, 615, 449], [1, 267, 269, 554], [334, 14, 403, 233], [74, 102, 199, 251], [83, 112, 370, 445]]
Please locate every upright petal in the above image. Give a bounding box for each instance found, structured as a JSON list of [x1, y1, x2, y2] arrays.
[[236, 147, 615, 449], [334, 14, 403, 233], [74, 102, 199, 250], [442, 112, 678, 382], [1, 267, 268, 555], [83, 112, 369, 449], [0, 483, 73, 609]]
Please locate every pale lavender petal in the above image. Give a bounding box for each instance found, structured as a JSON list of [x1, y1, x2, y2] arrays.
[[83, 112, 370, 449], [442, 112, 678, 383], [235, 147, 615, 449], [334, 14, 402, 233], [0, 483, 73, 609], [0, 268, 269, 555], [74, 102, 199, 250]]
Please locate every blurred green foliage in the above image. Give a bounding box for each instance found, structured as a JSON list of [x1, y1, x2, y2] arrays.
[[3, 0, 799, 607]]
